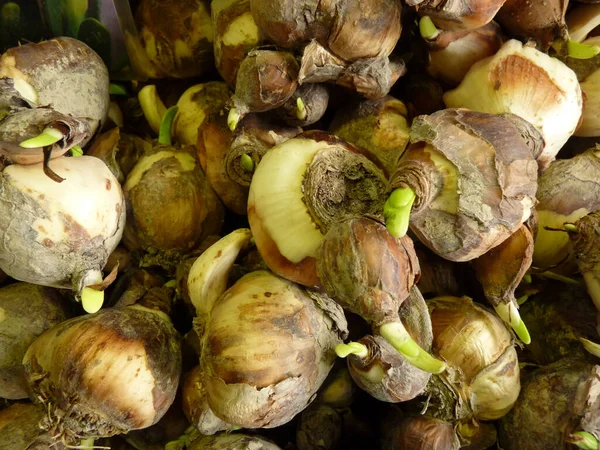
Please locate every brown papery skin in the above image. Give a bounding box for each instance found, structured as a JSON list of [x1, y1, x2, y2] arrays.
[[411, 0, 506, 32], [427, 296, 520, 422], [213, 0, 264, 86], [22, 306, 182, 444], [233, 50, 299, 114], [471, 223, 534, 307], [201, 270, 347, 428], [0, 37, 109, 145], [124, 144, 225, 271], [316, 216, 420, 327], [329, 95, 410, 178], [390, 108, 539, 262], [0, 283, 70, 400], [0, 107, 90, 169], [181, 365, 234, 435], [383, 416, 460, 450], [135, 0, 213, 78], [197, 114, 249, 215], [533, 148, 600, 271], [499, 358, 600, 450], [495, 0, 568, 50], [189, 433, 282, 450], [250, 0, 401, 61]]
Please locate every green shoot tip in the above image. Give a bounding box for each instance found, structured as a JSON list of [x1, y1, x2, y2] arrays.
[[419, 16, 440, 40], [19, 127, 63, 148], [81, 287, 104, 314]]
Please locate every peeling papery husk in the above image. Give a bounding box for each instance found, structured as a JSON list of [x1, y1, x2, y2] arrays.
[[316, 216, 420, 326], [390, 108, 539, 262], [249, 0, 401, 61], [426, 296, 520, 422], [298, 41, 405, 99], [0, 37, 109, 144], [22, 299, 182, 444], [0, 77, 36, 120], [0, 107, 89, 170], [0, 155, 125, 295], [577, 69, 600, 137], [382, 415, 460, 450], [227, 114, 301, 187], [182, 365, 234, 435], [0, 402, 66, 450], [498, 358, 600, 450], [189, 433, 282, 450], [232, 49, 299, 115], [200, 270, 347, 428], [444, 39, 582, 170], [212, 0, 264, 86], [426, 22, 504, 86], [346, 287, 433, 402], [328, 95, 410, 177], [471, 223, 534, 307], [410, 0, 506, 32], [247, 131, 388, 287], [135, 0, 214, 79], [533, 148, 600, 271], [571, 210, 600, 311], [495, 0, 568, 50]]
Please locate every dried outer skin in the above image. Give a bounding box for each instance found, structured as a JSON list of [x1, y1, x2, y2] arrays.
[[197, 114, 248, 215], [329, 95, 410, 178], [316, 217, 420, 327], [0, 107, 89, 168], [426, 296, 520, 422], [227, 113, 302, 187], [0, 156, 125, 292], [572, 209, 600, 273], [471, 222, 534, 307], [212, 0, 264, 86], [250, 0, 401, 61], [123, 144, 225, 272], [520, 281, 599, 365], [135, 0, 214, 78], [22, 306, 182, 444], [247, 131, 388, 288], [347, 286, 433, 404], [275, 83, 330, 127], [233, 50, 299, 114], [533, 148, 600, 271], [0, 78, 35, 121], [499, 358, 600, 450], [296, 403, 342, 450], [322, 0, 401, 61], [0, 283, 70, 400], [495, 0, 568, 50], [249, 0, 331, 50], [0, 37, 109, 145], [411, 0, 506, 32], [173, 81, 231, 147], [382, 415, 460, 450], [0, 402, 65, 450], [189, 433, 282, 450], [181, 365, 234, 435], [201, 270, 347, 428], [390, 108, 539, 262]]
